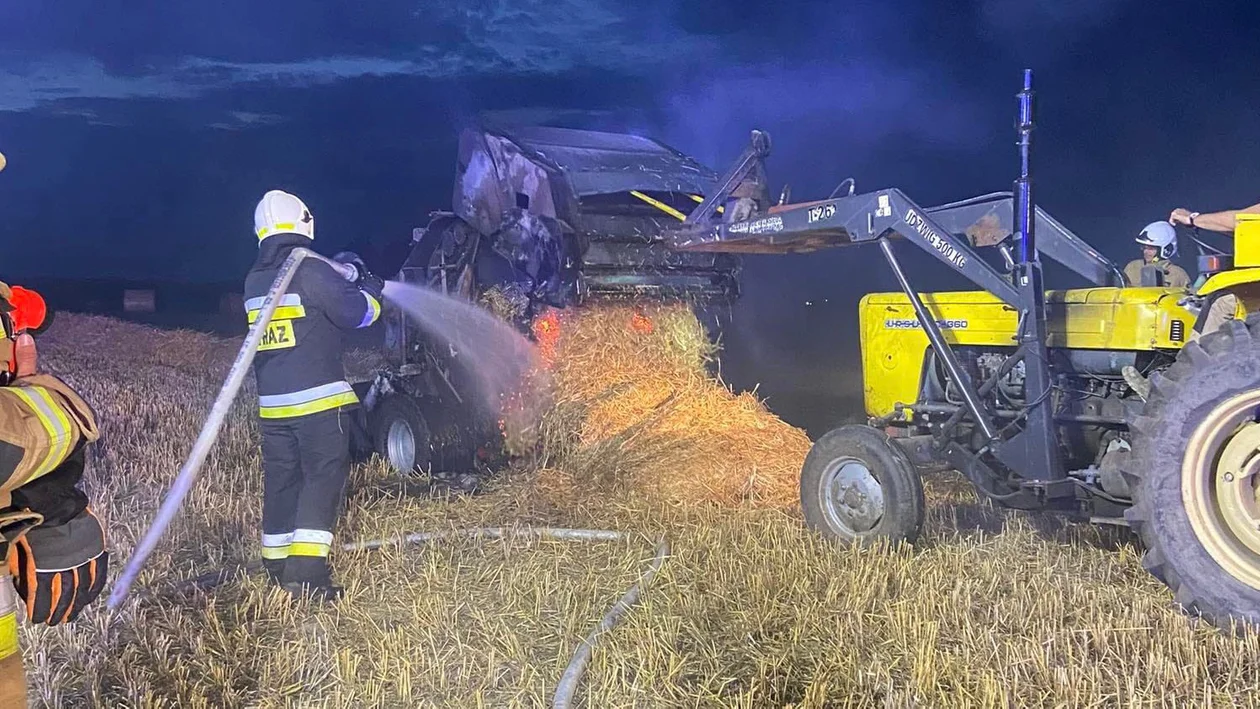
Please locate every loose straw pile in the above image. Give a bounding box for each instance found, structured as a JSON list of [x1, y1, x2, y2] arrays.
[[502, 299, 811, 510]]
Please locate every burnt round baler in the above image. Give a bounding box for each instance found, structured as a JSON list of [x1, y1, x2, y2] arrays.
[[353, 125, 747, 487], [397, 125, 742, 317]]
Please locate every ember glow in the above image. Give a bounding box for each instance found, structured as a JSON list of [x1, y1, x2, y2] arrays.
[[630, 311, 654, 334], [531, 307, 563, 368]]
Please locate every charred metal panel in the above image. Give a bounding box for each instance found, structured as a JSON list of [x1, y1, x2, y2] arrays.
[[574, 213, 681, 242], [454, 129, 560, 237], [580, 272, 739, 301], [581, 242, 738, 271], [483, 126, 719, 197]]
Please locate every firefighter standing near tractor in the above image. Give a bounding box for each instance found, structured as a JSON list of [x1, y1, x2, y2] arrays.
[[1121, 210, 1253, 399], [1122, 221, 1191, 288], [0, 283, 109, 708], [245, 189, 383, 602]]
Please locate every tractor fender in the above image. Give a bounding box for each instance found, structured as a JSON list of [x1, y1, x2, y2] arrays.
[[1197, 267, 1260, 298], [1194, 269, 1260, 320]]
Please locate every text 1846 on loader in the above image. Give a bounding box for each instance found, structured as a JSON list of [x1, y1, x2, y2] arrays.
[[665, 69, 1260, 632]]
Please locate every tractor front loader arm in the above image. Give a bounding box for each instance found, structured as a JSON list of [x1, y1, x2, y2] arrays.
[[683, 130, 773, 227], [671, 185, 1022, 305], [673, 184, 1017, 442], [925, 193, 1126, 288]]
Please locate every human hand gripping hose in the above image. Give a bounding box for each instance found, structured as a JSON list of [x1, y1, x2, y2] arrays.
[[106, 247, 672, 707]]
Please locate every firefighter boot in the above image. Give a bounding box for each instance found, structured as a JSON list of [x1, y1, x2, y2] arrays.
[[281, 580, 344, 604], [281, 557, 343, 604], [262, 559, 285, 586], [1121, 365, 1151, 402], [282, 549, 343, 604]]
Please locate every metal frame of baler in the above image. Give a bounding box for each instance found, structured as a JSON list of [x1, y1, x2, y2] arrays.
[[666, 70, 1136, 513]]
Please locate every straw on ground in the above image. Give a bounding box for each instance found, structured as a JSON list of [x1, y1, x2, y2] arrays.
[[15, 310, 1260, 708]]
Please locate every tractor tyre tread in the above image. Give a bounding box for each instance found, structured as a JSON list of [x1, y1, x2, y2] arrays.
[[1122, 313, 1260, 632]]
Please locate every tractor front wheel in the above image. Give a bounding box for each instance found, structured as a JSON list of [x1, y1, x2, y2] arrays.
[[800, 425, 925, 546], [1125, 316, 1260, 631]]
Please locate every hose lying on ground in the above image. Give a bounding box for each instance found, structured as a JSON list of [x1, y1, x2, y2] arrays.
[[164, 526, 671, 709]]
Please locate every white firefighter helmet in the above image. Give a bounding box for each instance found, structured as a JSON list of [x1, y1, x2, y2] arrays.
[[1135, 220, 1177, 260], [254, 189, 314, 241]]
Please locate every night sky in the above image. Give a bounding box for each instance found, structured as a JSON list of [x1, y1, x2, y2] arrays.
[[3, 0, 1259, 432]]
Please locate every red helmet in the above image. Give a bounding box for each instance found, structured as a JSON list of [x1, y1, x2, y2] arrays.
[[7, 286, 47, 334], [1, 284, 50, 383]]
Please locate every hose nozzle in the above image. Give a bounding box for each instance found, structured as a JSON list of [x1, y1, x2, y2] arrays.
[[294, 248, 359, 282]]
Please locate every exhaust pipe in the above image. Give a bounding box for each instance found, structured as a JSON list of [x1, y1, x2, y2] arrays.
[[107, 246, 353, 610]]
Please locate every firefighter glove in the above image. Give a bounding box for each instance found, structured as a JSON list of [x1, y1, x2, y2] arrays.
[[8, 507, 108, 625], [332, 251, 367, 277], [358, 271, 385, 301], [333, 252, 383, 299]]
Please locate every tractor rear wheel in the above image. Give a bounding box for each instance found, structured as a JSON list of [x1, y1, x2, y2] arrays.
[[800, 424, 925, 546], [1124, 316, 1260, 631]]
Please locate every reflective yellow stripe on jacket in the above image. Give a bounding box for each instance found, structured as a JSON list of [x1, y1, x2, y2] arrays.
[[245, 293, 306, 323], [258, 381, 358, 419], [359, 292, 381, 328], [3, 385, 72, 482], [0, 580, 18, 661]]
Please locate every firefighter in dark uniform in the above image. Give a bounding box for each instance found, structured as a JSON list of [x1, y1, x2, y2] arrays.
[[245, 189, 383, 602]]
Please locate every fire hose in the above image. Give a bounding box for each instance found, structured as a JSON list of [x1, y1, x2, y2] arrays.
[[166, 528, 669, 709], [105, 246, 669, 707]]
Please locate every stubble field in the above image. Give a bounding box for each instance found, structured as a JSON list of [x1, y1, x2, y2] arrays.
[[16, 307, 1260, 708]]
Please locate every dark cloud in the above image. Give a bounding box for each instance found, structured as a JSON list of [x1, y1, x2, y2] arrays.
[[0, 0, 720, 115], [0, 1, 425, 72]]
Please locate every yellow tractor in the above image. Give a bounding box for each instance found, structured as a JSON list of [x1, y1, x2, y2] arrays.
[[666, 70, 1260, 631]]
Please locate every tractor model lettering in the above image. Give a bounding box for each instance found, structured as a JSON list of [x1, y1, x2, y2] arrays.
[[904, 209, 967, 269], [807, 204, 836, 223], [884, 318, 968, 330], [728, 215, 784, 235]]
